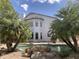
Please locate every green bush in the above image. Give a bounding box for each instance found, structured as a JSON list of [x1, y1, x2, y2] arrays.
[[59, 46, 72, 57]]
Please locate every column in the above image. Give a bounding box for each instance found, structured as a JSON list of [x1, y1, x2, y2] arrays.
[[33, 21, 35, 41], [33, 32, 35, 41]]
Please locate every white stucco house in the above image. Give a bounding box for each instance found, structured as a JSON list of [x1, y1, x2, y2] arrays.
[[25, 13, 56, 42]]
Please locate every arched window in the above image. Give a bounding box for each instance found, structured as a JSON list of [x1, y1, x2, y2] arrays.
[[35, 32, 38, 39]]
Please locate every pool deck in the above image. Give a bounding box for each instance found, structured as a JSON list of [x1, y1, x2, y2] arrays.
[[18, 41, 79, 46]]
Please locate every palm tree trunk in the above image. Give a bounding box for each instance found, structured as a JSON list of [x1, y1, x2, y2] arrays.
[[71, 34, 78, 52], [71, 34, 78, 48], [6, 38, 12, 52], [12, 39, 19, 52], [12, 34, 22, 52], [60, 36, 77, 52], [66, 38, 77, 52]]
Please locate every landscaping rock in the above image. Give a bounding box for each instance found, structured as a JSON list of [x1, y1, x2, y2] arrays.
[[31, 51, 61, 59], [31, 45, 51, 53], [31, 46, 39, 53], [40, 46, 51, 52], [25, 48, 33, 57]]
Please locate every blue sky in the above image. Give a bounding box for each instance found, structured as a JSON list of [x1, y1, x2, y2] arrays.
[[10, 0, 67, 17]]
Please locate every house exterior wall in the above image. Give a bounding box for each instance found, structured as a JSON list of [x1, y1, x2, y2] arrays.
[[25, 13, 56, 42]]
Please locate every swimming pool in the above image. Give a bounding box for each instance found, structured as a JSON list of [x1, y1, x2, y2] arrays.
[[16, 43, 71, 52]]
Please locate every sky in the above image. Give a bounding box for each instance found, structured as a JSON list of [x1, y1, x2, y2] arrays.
[[10, 0, 68, 17]]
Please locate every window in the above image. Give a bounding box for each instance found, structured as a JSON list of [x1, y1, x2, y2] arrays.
[[35, 21, 38, 27], [35, 32, 38, 39], [40, 21, 42, 27], [40, 32, 42, 39]]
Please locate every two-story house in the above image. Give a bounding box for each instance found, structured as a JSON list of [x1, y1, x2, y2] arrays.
[[25, 13, 56, 42]]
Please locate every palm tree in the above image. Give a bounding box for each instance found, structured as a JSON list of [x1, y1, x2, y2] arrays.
[[51, 2, 79, 52], [0, 0, 32, 52], [0, 19, 31, 52]]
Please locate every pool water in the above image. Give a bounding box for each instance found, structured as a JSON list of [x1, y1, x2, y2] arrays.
[[16, 44, 32, 51]]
